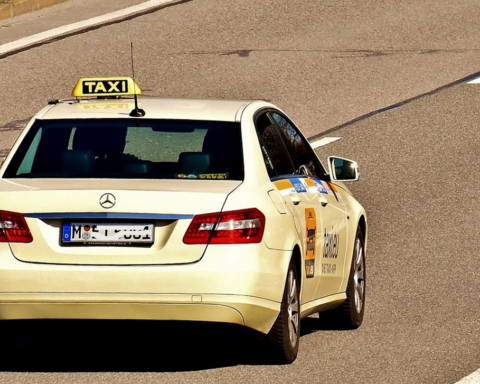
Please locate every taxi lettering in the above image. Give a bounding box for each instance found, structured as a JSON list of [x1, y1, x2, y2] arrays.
[[322, 263, 337, 274], [323, 228, 339, 259], [75, 103, 134, 110], [82, 80, 128, 95]]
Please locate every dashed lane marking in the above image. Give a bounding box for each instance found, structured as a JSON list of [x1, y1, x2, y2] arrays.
[[310, 137, 342, 148]]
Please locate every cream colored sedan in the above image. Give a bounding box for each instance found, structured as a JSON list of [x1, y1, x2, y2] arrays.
[[0, 78, 367, 363]]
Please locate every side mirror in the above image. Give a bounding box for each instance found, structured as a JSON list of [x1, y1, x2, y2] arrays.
[[328, 156, 359, 181]]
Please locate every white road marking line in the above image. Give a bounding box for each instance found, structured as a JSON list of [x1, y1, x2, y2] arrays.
[[467, 78, 480, 84], [455, 368, 480, 384], [0, 0, 180, 55], [310, 137, 342, 148]]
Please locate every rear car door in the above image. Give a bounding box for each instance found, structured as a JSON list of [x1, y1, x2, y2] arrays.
[[255, 111, 322, 303], [269, 112, 348, 298]]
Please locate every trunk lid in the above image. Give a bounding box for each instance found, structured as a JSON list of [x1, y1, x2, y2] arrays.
[[0, 179, 240, 265]]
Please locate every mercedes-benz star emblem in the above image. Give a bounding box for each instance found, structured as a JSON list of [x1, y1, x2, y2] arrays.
[[99, 193, 116, 209]]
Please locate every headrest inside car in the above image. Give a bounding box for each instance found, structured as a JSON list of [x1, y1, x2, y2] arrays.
[[178, 152, 211, 175]]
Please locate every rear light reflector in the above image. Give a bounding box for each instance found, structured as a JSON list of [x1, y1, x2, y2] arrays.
[[0, 211, 33, 243], [183, 208, 265, 245]]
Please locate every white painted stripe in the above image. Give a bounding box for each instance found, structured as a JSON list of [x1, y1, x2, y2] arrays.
[[455, 368, 480, 384], [0, 0, 181, 55], [310, 137, 341, 149], [467, 78, 480, 84]]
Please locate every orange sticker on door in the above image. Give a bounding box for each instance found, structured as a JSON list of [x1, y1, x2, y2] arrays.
[[305, 208, 316, 278]]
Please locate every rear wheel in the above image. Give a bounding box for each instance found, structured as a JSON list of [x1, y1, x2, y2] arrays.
[[266, 260, 300, 364], [320, 227, 366, 329]]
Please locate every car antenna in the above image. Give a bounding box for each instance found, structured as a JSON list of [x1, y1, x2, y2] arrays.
[[129, 42, 145, 117]]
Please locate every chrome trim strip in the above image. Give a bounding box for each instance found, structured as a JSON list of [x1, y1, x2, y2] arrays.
[[300, 293, 346, 319], [24, 213, 194, 220]]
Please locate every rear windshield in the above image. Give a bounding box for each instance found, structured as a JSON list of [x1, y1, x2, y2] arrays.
[[4, 119, 244, 180]]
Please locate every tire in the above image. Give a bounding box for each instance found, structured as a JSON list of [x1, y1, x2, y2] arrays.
[[266, 260, 300, 364], [320, 227, 366, 329]]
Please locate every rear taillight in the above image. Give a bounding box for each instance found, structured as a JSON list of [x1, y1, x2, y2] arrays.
[[0, 211, 33, 243], [183, 208, 265, 245]]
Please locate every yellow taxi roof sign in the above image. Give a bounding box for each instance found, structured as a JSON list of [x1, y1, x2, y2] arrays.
[[72, 77, 141, 97]]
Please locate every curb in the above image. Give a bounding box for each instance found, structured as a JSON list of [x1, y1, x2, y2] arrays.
[[0, 0, 70, 21]]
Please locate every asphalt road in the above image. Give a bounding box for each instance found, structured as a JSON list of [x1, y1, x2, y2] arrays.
[[0, 1, 479, 383]]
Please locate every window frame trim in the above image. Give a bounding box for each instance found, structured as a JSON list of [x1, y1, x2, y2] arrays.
[[254, 108, 329, 181], [253, 108, 296, 178]]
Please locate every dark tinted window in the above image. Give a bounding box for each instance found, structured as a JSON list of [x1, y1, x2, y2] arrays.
[[254, 113, 295, 178], [4, 119, 243, 180], [271, 112, 326, 177]]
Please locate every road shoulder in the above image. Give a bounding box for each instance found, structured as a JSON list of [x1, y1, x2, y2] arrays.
[[0, 0, 70, 21]]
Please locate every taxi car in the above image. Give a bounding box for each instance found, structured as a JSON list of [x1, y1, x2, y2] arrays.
[[0, 77, 367, 363]]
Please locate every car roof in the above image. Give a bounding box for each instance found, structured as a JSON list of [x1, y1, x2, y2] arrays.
[[39, 97, 261, 122]]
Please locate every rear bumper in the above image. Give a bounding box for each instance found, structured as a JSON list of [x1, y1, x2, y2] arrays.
[[0, 244, 291, 334], [0, 293, 280, 334]]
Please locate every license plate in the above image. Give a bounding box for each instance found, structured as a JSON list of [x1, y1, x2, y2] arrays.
[[62, 222, 154, 244]]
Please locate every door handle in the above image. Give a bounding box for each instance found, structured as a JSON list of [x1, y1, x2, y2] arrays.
[[291, 195, 301, 205], [319, 196, 328, 207]]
